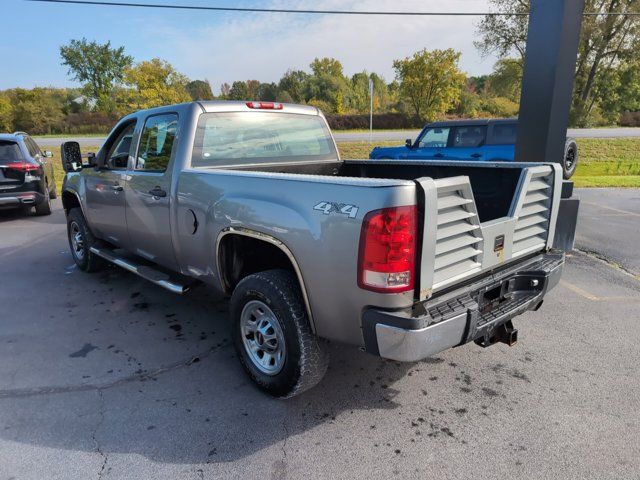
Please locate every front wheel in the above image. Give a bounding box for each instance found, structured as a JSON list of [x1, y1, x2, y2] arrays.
[[67, 208, 107, 272], [562, 139, 578, 179], [230, 269, 329, 398]]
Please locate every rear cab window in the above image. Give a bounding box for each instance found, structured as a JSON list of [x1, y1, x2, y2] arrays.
[[191, 111, 337, 168]]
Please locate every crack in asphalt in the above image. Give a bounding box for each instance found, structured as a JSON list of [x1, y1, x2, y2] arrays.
[[92, 389, 108, 480], [0, 343, 230, 400], [573, 248, 640, 280]]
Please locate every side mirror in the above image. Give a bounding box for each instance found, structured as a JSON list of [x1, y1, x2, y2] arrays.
[[61, 141, 82, 173], [405, 138, 413, 148], [43, 150, 53, 158]]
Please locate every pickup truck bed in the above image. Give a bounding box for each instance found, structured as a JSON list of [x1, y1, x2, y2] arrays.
[[61, 101, 572, 397]]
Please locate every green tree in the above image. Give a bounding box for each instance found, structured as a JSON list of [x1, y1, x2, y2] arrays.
[[0, 95, 13, 131], [278, 70, 309, 103], [393, 48, 466, 121], [59, 38, 133, 112], [306, 57, 349, 113], [228, 81, 249, 100], [310, 57, 344, 77], [186, 80, 214, 100], [257, 82, 279, 101], [10, 88, 65, 134], [122, 58, 191, 111], [486, 58, 523, 102], [476, 0, 640, 126]]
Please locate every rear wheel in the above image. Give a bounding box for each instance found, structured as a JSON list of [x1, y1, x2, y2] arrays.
[[230, 269, 328, 398], [67, 208, 107, 272], [562, 140, 578, 179], [49, 180, 58, 199], [34, 182, 52, 216]]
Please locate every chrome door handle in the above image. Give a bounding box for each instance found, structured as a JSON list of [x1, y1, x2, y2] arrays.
[[149, 187, 167, 198]]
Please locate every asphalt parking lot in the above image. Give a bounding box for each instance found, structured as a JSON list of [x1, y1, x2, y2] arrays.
[[1, 190, 639, 480]]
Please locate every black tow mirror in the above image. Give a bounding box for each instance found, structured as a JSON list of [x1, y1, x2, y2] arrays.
[[405, 138, 413, 148], [60, 141, 82, 172]]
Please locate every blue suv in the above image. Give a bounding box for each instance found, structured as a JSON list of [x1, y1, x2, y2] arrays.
[[369, 119, 578, 179]]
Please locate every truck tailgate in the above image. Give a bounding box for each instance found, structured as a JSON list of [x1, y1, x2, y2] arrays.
[[416, 164, 562, 299]]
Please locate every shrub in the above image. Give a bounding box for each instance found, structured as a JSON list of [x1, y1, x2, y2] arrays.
[[620, 111, 640, 127], [325, 113, 422, 130]]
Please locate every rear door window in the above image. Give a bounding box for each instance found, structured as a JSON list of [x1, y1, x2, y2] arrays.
[[490, 123, 518, 145], [0, 141, 23, 165], [136, 114, 178, 172], [450, 126, 487, 148]]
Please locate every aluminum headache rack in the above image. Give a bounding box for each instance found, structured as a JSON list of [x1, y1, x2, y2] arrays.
[[417, 163, 562, 300]]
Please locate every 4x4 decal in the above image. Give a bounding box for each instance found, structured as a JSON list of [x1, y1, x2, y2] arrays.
[[313, 201, 359, 219]]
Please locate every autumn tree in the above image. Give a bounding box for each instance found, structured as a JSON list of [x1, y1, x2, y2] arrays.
[[0, 95, 13, 131], [60, 38, 132, 112], [121, 58, 191, 111], [393, 48, 466, 121]]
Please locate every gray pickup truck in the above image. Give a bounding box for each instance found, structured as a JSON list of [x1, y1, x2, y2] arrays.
[[60, 101, 574, 397]]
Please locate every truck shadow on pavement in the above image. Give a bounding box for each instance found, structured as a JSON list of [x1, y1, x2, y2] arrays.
[[0, 253, 421, 467]]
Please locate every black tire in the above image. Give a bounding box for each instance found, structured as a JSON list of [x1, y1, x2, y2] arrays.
[[562, 139, 578, 179], [230, 269, 328, 398], [67, 208, 107, 272], [34, 182, 52, 216], [49, 181, 58, 199]]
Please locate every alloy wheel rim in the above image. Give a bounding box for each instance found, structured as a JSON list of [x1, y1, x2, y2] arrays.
[[240, 300, 286, 375], [566, 149, 575, 169], [70, 222, 85, 260]]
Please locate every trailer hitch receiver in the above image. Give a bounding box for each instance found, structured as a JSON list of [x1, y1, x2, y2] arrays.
[[474, 320, 518, 348]]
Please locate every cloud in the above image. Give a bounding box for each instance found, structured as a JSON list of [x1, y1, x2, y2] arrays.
[[145, 0, 497, 93]]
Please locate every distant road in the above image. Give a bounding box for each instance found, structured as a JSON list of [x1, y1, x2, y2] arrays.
[[34, 127, 640, 148], [334, 127, 640, 143]]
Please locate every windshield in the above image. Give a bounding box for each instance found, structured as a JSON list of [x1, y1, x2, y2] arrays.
[[191, 112, 337, 168], [0, 141, 23, 165]]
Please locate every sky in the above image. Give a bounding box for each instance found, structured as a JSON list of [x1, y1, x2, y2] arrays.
[[0, 0, 498, 94]]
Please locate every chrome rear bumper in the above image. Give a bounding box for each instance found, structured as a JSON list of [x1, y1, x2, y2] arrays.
[[362, 251, 564, 362]]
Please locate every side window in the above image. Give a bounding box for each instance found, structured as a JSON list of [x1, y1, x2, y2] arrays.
[[136, 114, 178, 172], [24, 137, 40, 157], [105, 123, 136, 170], [490, 124, 518, 145], [418, 128, 450, 148], [450, 126, 487, 148]]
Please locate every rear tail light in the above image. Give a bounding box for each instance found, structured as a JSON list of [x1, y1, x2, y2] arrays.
[[4, 162, 41, 172], [358, 205, 417, 293], [245, 101, 283, 110]]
